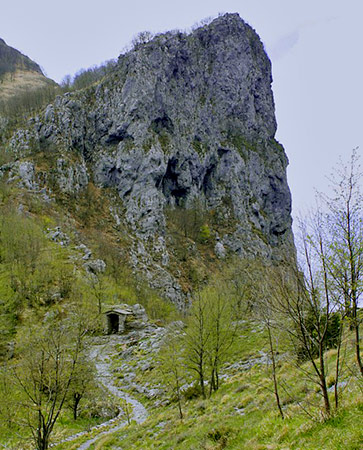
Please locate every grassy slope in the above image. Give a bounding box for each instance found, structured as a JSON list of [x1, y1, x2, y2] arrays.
[[0, 175, 361, 450], [0, 69, 54, 100], [0, 38, 56, 103], [54, 320, 362, 450]]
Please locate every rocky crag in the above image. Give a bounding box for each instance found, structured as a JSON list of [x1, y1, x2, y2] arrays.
[[3, 14, 294, 307]]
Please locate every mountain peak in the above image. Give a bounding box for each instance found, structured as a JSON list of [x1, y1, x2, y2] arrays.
[[7, 13, 293, 305]]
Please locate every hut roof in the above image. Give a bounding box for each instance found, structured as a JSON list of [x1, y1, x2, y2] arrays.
[[105, 308, 133, 316]]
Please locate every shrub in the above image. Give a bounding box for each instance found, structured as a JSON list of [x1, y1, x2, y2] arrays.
[[199, 224, 211, 243], [183, 383, 202, 400], [207, 426, 232, 448], [296, 310, 342, 362]]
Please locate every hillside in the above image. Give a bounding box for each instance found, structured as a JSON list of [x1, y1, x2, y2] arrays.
[[0, 37, 43, 77], [0, 37, 57, 110]]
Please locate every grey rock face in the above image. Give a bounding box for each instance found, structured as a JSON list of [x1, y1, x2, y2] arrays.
[[10, 13, 295, 305], [46, 227, 70, 247], [215, 241, 226, 259], [8, 161, 37, 189], [55, 158, 88, 194], [132, 304, 148, 322], [76, 243, 93, 260], [84, 259, 106, 274]]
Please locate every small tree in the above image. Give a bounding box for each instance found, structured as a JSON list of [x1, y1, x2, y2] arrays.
[[131, 31, 154, 49], [255, 284, 285, 419], [120, 398, 132, 425], [159, 324, 185, 419], [184, 285, 236, 398], [184, 291, 210, 399], [87, 271, 107, 315], [66, 356, 95, 420], [206, 286, 236, 395], [269, 213, 344, 418], [319, 149, 363, 376], [12, 316, 86, 450]]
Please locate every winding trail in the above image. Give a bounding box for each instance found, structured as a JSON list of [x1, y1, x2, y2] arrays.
[[52, 336, 148, 449]]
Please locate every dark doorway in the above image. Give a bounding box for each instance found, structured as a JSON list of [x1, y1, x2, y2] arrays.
[[107, 314, 119, 334]]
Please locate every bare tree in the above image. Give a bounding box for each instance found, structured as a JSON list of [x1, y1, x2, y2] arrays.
[[255, 282, 285, 419], [265, 314, 285, 419], [66, 356, 95, 420], [184, 285, 236, 399], [184, 291, 210, 399], [319, 149, 363, 376], [87, 271, 106, 315], [159, 323, 185, 420], [270, 270, 331, 416], [269, 212, 344, 419], [12, 317, 86, 450]]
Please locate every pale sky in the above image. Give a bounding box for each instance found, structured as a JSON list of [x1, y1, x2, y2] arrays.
[[1, 0, 362, 222]]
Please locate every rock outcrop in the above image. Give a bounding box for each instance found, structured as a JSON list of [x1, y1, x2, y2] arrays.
[[5, 14, 295, 307]]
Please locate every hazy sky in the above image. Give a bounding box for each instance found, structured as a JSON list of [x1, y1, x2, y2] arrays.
[[1, 0, 362, 222]]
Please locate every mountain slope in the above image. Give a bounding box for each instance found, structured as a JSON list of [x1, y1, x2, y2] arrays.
[[4, 14, 294, 307], [0, 37, 55, 101]]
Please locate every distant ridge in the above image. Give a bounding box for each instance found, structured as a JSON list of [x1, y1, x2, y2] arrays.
[[0, 38, 44, 77], [0, 38, 56, 103]]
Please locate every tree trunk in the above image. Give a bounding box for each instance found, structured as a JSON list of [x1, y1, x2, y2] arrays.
[[334, 320, 344, 409], [352, 307, 363, 376], [73, 393, 82, 420], [200, 369, 205, 399], [319, 347, 330, 416], [267, 324, 284, 419], [176, 390, 183, 419], [37, 431, 50, 450], [354, 321, 363, 376]]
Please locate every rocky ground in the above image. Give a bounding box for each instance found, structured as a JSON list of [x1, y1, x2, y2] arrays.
[[52, 324, 166, 449]]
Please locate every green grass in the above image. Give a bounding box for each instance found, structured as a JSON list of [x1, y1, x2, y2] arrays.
[[97, 379, 362, 450], [4, 318, 359, 450], [86, 321, 362, 450]]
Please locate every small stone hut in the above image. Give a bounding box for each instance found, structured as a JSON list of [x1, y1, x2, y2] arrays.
[[104, 303, 148, 335]]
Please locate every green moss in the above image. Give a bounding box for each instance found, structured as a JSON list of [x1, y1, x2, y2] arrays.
[[158, 132, 171, 153], [142, 136, 155, 152], [191, 138, 208, 155], [220, 132, 260, 162], [249, 221, 269, 245], [199, 93, 206, 106]]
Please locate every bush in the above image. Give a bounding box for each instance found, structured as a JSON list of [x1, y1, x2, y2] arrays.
[[296, 310, 342, 362], [182, 383, 202, 400], [131, 31, 154, 49], [207, 426, 232, 448], [199, 224, 211, 243]]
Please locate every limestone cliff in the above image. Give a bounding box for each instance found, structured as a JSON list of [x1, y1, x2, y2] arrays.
[[4, 14, 294, 306]]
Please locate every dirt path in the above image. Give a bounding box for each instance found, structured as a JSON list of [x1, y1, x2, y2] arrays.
[[52, 335, 148, 449]]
